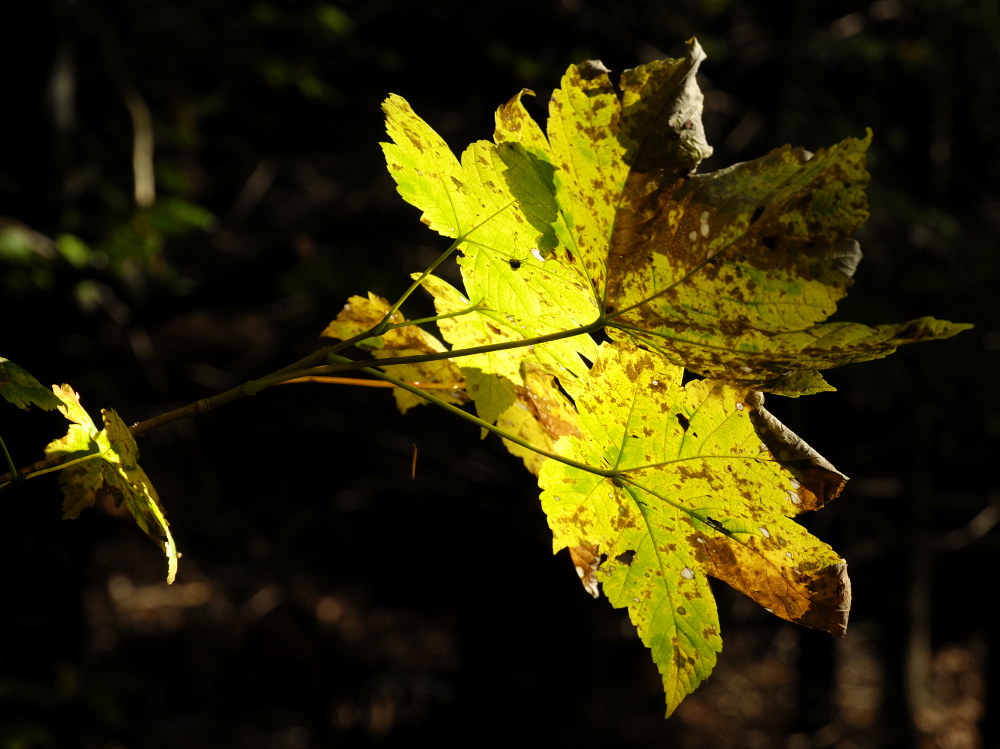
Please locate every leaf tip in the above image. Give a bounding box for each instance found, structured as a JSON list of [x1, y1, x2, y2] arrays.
[[798, 560, 852, 637]]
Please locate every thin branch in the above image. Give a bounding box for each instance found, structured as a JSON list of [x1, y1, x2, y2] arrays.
[[339, 356, 617, 479], [283, 375, 466, 392]]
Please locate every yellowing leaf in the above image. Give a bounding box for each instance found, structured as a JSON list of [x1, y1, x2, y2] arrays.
[[45, 385, 178, 584], [381, 95, 519, 245], [603, 130, 971, 392], [322, 292, 466, 413], [539, 344, 850, 714], [380, 40, 969, 715], [488, 39, 970, 394], [382, 98, 600, 422], [496, 364, 581, 476], [44, 384, 105, 518], [417, 273, 596, 427]]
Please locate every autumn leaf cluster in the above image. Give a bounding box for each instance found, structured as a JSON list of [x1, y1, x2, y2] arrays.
[[0, 38, 969, 717], [323, 39, 968, 713]]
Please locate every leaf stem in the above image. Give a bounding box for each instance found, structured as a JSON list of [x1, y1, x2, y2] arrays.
[[377, 199, 515, 333], [379, 235, 463, 327], [126, 310, 604, 439], [282, 375, 465, 392], [0, 430, 17, 485], [320, 316, 605, 373], [382, 301, 483, 331], [332, 355, 616, 478], [0, 448, 103, 493]]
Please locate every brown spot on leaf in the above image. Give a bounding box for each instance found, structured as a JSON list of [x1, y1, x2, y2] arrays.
[[689, 531, 851, 638], [796, 561, 851, 637]]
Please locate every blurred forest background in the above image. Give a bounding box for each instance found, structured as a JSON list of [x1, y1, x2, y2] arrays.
[[1, 1, 997, 747]]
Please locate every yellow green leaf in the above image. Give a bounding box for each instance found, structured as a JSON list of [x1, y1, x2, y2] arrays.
[[322, 292, 466, 413], [539, 343, 850, 714], [490, 39, 969, 393], [381, 41, 970, 715], [382, 97, 600, 421], [45, 385, 177, 584], [417, 273, 596, 426]]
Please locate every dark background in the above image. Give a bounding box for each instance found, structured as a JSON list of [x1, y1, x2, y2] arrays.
[[1, 1, 996, 747]]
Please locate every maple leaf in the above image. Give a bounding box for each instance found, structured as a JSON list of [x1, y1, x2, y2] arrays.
[[321, 292, 467, 413], [490, 40, 970, 394], [45, 384, 178, 584], [377, 38, 968, 715], [539, 343, 850, 715], [381, 97, 599, 430]]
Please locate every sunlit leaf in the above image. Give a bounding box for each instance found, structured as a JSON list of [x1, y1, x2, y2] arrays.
[[491, 39, 970, 393], [378, 38, 969, 714], [322, 292, 467, 413], [382, 98, 599, 427], [45, 385, 177, 583], [539, 343, 850, 714]]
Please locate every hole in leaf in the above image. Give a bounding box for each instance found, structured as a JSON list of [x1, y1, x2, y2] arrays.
[[616, 550, 636, 566], [680, 369, 701, 386], [550, 374, 576, 410], [591, 328, 612, 346], [508, 259, 522, 270], [676, 413, 690, 431]]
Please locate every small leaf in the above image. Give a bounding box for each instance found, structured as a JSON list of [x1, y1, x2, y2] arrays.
[[0, 357, 62, 410], [45, 385, 177, 583], [322, 292, 467, 413], [102, 409, 178, 585], [44, 384, 105, 518]]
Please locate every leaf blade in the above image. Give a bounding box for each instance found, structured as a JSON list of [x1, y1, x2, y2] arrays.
[[539, 343, 851, 713], [44, 385, 178, 583], [322, 292, 467, 413]]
